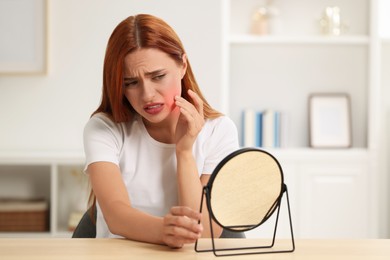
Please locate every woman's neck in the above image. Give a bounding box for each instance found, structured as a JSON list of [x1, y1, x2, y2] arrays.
[[142, 110, 179, 144]]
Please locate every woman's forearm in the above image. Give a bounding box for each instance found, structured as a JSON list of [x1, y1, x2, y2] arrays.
[[175, 150, 222, 238], [103, 200, 202, 248], [175, 150, 202, 208], [104, 201, 165, 244]]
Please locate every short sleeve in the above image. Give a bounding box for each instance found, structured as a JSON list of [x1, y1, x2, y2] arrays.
[[83, 114, 123, 172], [202, 116, 239, 174]]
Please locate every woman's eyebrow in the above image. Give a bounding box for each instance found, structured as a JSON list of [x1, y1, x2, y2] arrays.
[[144, 69, 165, 77], [124, 69, 165, 80]]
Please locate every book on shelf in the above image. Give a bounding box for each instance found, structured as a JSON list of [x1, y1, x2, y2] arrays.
[[241, 109, 287, 148], [242, 109, 262, 147]]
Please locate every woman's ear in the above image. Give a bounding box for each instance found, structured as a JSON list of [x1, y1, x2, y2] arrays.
[[181, 53, 188, 78]]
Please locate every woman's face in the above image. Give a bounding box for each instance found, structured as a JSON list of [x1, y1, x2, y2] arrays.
[[123, 48, 187, 125]]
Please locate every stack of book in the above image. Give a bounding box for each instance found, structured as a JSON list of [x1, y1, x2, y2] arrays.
[[241, 109, 287, 148]]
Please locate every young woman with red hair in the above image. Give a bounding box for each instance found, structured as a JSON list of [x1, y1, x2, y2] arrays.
[[83, 14, 239, 248]]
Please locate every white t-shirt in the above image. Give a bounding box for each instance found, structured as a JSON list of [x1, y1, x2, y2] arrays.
[[83, 112, 239, 238]]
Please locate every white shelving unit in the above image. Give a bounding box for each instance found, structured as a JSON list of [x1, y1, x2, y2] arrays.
[[224, 0, 372, 148], [223, 0, 382, 238], [380, 38, 390, 237], [0, 151, 87, 238]]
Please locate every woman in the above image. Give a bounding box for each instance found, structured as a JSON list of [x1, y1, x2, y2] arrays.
[[83, 14, 239, 248]]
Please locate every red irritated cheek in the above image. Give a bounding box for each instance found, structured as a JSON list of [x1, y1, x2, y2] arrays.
[[168, 88, 182, 110]]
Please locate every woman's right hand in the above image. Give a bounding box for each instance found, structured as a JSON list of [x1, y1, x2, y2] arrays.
[[162, 206, 203, 248]]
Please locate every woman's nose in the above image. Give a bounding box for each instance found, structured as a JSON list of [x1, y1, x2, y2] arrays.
[[141, 82, 156, 101]]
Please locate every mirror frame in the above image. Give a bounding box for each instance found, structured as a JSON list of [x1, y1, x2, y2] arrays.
[[205, 147, 284, 232]]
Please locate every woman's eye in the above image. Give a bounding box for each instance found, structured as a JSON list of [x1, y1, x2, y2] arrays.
[[154, 74, 165, 80], [124, 81, 138, 88]]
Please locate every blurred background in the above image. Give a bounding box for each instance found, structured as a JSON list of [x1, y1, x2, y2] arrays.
[[0, 0, 389, 239]]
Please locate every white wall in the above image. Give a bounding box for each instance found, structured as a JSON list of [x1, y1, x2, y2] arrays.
[[382, 42, 390, 238], [379, 0, 390, 38], [0, 0, 222, 152]]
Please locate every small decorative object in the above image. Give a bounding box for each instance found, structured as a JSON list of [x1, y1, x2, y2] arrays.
[[251, 0, 280, 35], [319, 6, 348, 35], [309, 93, 352, 148]]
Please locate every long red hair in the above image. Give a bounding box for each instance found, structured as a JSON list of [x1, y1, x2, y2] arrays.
[[93, 14, 221, 121]]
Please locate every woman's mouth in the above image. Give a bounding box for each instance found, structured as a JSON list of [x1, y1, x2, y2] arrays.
[[144, 103, 164, 115]]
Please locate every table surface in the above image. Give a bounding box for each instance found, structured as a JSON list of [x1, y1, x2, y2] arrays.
[[1, 238, 390, 259]]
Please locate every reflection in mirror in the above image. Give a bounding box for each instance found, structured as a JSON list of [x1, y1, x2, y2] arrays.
[[195, 148, 295, 257]]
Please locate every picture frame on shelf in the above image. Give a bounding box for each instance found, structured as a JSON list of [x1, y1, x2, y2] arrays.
[[0, 0, 47, 74], [309, 93, 352, 148]]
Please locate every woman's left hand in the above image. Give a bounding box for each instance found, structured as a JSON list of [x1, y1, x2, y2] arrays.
[[174, 89, 205, 152], [162, 206, 203, 248]]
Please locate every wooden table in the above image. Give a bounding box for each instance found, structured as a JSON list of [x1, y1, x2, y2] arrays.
[[1, 238, 390, 259]]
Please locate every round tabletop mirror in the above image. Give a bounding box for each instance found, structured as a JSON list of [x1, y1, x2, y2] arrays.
[[207, 148, 284, 232]]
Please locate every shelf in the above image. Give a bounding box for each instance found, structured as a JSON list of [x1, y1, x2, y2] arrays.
[[228, 0, 370, 38], [0, 150, 84, 165], [0, 151, 86, 238], [228, 42, 368, 148], [251, 147, 369, 161], [230, 34, 370, 45]]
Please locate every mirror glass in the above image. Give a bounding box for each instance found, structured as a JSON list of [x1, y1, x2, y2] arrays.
[[208, 148, 283, 231]]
